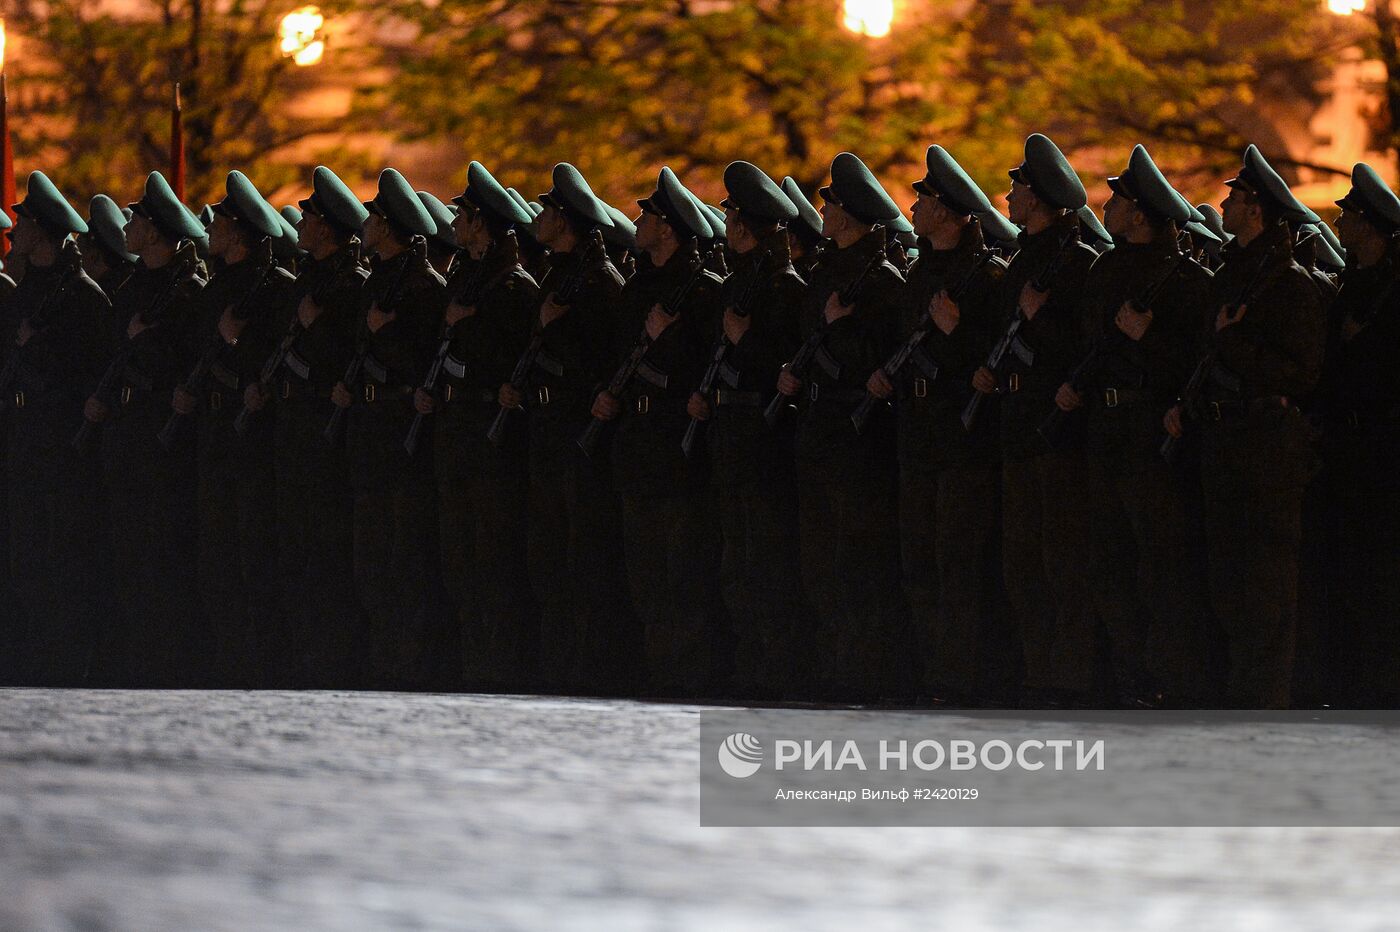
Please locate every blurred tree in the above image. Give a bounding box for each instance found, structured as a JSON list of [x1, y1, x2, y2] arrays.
[[5, 0, 367, 207], [938, 0, 1350, 201], [374, 0, 1349, 206], [371, 0, 965, 204]]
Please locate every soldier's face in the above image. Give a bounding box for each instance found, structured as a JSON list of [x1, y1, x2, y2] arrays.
[[8, 216, 40, 258], [1334, 208, 1376, 252], [1220, 187, 1257, 238], [1007, 181, 1033, 225], [123, 214, 156, 255], [818, 200, 847, 239], [206, 214, 236, 259], [1103, 193, 1132, 236], [362, 213, 389, 251], [536, 205, 566, 248], [634, 209, 661, 252]]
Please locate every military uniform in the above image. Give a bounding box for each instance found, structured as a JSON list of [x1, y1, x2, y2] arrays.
[[1187, 146, 1325, 708], [698, 162, 807, 699], [273, 166, 368, 686], [436, 162, 541, 690], [2, 174, 111, 684], [1075, 146, 1218, 704], [786, 153, 909, 700], [92, 171, 206, 686], [509, 163, 629, 693], [1318, 163, 1400, 706], [992, 135, 1101, 702], [782, 176, 825, 282], [603, 167, 724, 696], [895, 146, 1015, 702], [182, 172, 295, 685], [343, 169, 448, 688]]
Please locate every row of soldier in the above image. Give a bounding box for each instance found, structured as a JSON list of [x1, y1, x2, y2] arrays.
[[0, 133, 1392, 708]]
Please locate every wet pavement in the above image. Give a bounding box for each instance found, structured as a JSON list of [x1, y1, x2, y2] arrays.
[[1, 689, 1397, 931]]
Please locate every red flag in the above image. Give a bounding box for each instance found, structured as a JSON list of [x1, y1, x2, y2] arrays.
[[1, 72, 16, 259], [170, 82, 185, 203]]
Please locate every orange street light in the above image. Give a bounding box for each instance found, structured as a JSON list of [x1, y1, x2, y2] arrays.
[[843, 0, 894, 37], [280, 6, 326, 67], [1328, 0, 1366, 14]]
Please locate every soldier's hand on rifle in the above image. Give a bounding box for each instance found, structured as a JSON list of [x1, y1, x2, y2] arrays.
[[777, 366, 803, 397], [367, 302, 396, 334], [687, 392, 711, 421], [331, 382, 353, 409], [930, 291, 960, 336], [1115, 301, 1154, 341], [1215, 302, 1247, 332], [866, 369, 894, 399], [540, 293, 569, 328], [1341, 314, 1364, 343], [823, 291, 854, 325], [83, 397, 109, 424], [243, 383, 269, 413], [15, 319, 34, 347], [1018, 282, 1050, 321], [499, 383, 524, 409], [171, 386, 198, 416], [646, 304, 678, 341], [218, 307, 247, 346], [297, 294, 324, 329], [1055, 382, 1083, 412], [445, 300, 476, 327], [1164, 404, 1184, 439], [591, 390, 621, 421], [126, 315, 151, 340], [972, 366, 998, 395], [414, 389, 437, 415], [722, 308, 750, 344]]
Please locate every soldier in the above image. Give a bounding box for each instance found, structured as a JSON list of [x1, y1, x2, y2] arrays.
[[686, 161, 807, 700], [864, 145, 1016, 705], [417, 191, 462, 279], [494, 163, 627, 694], [970, 134, 1101, 707], [82, 171, 206, 686], [773, 152, 909, 701], [329, 168, 447, 688], [79, 196, 139, 297], [1319, 163, 1400, 707], [1163, 145, 1325, 709], [1193, 204, 1230, 270], [170, 171, 294, 685], [601, 203, 639, 280], [247, 166, 368, 686], [0, 217, 15, 686], [1053, 145, 1217, 706], [588, 167, 724, 696], [781, 176, 825, 282], [508, 190, 551, 282], [412, 160, 540, 691], [2, 172, 112, 684]]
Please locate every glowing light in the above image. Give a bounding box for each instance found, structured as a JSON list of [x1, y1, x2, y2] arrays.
[[1, 17, 8, 73], [1327, 0, 1366, 14], [843, 0, 894, 37], [280, 7, 325, 66]]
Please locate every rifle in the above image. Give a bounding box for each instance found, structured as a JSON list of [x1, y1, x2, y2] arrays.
[[323, 239, 423, 445], [233, 242, 361, 437], [850, 246, 996, 435], [158, 240, 279, 450], [1159, 234, 1292, 464], [486, 230, 605, 447], [72, 240, 200, 455], [762, 243, 889, 428], [0, 240, 85, 410], [961, 226, 1079, 432], [1036, 247, 1189, 448], [403, 255, 502, 456], [577, 247, 715, 458], [681, 250, 768, 459]]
